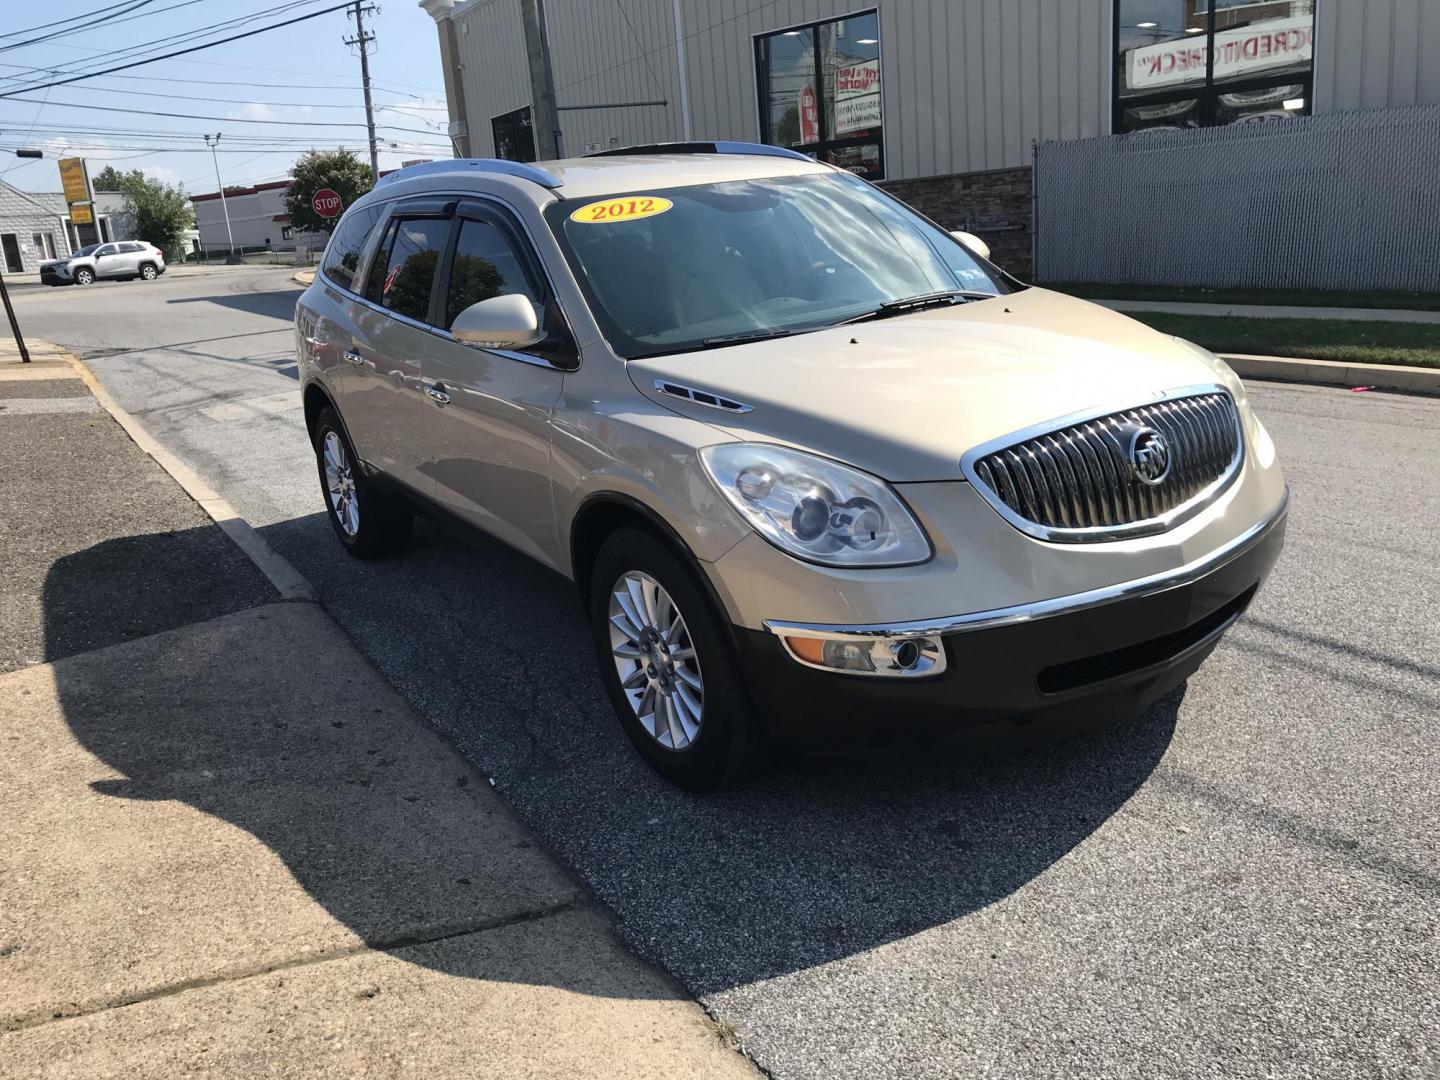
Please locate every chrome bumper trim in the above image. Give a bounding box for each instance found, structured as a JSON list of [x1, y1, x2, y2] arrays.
[[765, 488, 1288, 642]]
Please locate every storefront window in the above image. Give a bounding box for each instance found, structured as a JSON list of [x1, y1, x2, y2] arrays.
[[1115, 0, 1313, 132], [756, 10, 883, 180], [492, 106, 536, 163]]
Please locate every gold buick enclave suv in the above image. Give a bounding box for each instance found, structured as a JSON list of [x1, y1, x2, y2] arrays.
[[295, 144, 1287, 790]]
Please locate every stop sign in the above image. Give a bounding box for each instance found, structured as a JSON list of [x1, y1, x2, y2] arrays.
[[312, 188, 343, 219]]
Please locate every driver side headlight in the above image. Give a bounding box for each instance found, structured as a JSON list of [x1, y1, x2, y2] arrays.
[[700, 443, 931, 567]]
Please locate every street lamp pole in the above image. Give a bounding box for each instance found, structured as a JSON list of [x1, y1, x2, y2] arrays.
[[204, 133, 238, 263]]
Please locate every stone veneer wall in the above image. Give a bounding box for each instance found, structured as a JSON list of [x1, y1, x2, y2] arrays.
[[881, 166, 1033, 280]]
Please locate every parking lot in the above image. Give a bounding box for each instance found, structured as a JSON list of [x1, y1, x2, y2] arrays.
[[11, 268, 1437, 1079]]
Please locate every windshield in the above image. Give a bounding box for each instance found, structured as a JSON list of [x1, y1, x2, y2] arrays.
[[544, 172, 1013, 359], [72, 244, 100, 258]]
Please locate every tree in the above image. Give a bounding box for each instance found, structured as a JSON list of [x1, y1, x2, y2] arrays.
[[91, 165, 128, 192], [283, 149, 373, 235], [101, 169, 194, 260]]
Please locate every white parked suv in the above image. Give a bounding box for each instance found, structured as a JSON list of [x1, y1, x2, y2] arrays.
[[40, 241, 166, 286], [295, 143, 1287, 790]]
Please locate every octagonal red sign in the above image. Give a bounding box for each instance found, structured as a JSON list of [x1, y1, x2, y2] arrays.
[[311, 188, 343, 219]]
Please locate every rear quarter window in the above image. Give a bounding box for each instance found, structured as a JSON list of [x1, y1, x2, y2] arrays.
[[321, 204, 384, 292]]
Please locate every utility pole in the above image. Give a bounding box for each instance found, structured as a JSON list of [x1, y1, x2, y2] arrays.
[[345, 1, 380, 182], [203, 133, 239, 264], [518, 0, 561, 159]]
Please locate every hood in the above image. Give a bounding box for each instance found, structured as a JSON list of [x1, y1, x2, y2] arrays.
[[630, 288, 1234, 482]]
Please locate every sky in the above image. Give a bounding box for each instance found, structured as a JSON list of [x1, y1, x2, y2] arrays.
[[0, 0, 451, 196]]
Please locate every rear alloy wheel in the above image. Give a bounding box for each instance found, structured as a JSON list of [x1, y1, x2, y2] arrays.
[[75, 268, 94, 285], [313, 406, 412, 558], [140, 263, 159, 281], [589, 527, 763, 790]]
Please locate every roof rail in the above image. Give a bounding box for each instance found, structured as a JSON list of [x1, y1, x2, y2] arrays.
[[373, 158, 564, 190], [586, 140, 814, 163]]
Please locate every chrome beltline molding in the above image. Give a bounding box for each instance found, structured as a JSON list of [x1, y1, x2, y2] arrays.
[[765, 487, 1288, 641]]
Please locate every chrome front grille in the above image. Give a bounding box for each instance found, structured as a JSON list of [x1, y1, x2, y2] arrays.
[[964, 389, 1243, 542]]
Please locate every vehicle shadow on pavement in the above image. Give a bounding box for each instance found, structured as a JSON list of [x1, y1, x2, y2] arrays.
[[246, 510, 1181, 998], [167, 285, 301, 324]]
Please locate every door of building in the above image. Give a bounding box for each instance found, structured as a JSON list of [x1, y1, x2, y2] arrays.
[[1, 234, 22, 273]]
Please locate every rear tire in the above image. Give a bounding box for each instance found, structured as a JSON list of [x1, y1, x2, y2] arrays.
[[313, 406, 412, 559], [75, 268, 94, 285], [139, 263, 159, 281], [588, 527, 765, 791]]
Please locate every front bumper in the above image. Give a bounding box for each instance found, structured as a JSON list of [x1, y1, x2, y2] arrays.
[[40, 267, 70, 286], [735, 492, 1287, 749]]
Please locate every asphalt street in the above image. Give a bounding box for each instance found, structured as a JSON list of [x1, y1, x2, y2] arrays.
[[14, 268, 1438, 1079]]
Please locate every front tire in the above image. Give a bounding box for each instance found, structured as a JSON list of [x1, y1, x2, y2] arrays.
[[588, 527, 764, 791], [313, 406, 412, 559], [75, 268, 94, 285]]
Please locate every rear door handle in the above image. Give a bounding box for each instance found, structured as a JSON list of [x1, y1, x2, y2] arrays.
[[425, 383, 451, 405], [344, 349, 366, 366]]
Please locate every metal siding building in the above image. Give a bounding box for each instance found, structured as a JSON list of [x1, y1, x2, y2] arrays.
[[422, 0, 1440, 278]]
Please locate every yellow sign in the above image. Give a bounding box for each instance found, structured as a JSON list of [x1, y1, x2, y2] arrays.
[[59, 158, 91, 205], [570, 195, 673, 224], [69, 202, 94, 226]]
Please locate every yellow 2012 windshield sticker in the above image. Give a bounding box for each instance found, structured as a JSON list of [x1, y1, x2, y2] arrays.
[[570, 196, 673, 224]]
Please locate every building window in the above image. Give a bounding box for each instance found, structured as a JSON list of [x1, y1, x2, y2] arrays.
[[281, 226, 294, 241], [1114, 1, 1314, 133], [492, 106, 536, 163], [756, 10, 883, 180]]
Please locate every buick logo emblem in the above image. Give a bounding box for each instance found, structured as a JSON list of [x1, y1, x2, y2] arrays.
[[1127, 426, 1172, 486]]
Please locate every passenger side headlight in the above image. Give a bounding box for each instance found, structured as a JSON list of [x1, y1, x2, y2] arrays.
[[700, 443, 931, 567]]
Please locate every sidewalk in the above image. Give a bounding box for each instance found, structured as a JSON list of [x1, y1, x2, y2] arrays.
[[0, 341, 759, 1078], [3, 262, 302, 290], [1096, 298, 1440, 324]]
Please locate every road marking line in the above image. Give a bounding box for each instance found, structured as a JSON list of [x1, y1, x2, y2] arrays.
[[62, 347, 316, 603]]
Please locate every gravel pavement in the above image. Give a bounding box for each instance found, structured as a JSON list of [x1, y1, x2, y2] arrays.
[[13, 268, 1437, 1079]]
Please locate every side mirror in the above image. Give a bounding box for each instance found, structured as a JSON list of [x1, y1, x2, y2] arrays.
[[450, 294, 543, 350], [950, 230, 991, 261]]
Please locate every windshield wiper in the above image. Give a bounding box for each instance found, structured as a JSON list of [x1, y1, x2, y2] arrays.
[[699, 328, 800, 349], [841, 290, 996, 325]]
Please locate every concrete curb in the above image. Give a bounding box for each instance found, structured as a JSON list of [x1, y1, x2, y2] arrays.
[[55, 343, 316, 602], [292, 269, 315, 286], [1221, 353, 1440, 396]]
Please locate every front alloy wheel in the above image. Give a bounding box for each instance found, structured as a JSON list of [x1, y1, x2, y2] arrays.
[[588, 527, 762, 790], [609, 571, 704, 751], [75, 268, 94, 285]]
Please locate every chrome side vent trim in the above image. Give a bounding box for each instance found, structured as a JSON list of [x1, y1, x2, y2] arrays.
[[653, 380, 755, 414], [962, 385, 1244, 543]]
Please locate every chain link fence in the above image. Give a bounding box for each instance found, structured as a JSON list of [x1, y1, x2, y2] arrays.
[[1033, 104, 1440, 291]]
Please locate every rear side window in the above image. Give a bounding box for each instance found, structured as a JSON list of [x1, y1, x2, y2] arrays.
[[321, 204, 383, 292], [363, 217, 452, 325], [444, 218, 543, 329], [120, 242, 144, 253]]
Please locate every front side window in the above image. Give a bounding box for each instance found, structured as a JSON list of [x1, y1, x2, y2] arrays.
[[363, 216, 452, 325], [1115, 0, 1314, 133], [545, 172, 1009, 360], [321, 204, 383, 292], [445, 217, 543, 329], [756, 10, 882, 180], [96, 244, 117, 257]]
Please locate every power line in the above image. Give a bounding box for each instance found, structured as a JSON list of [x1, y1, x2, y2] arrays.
[[0, 0, 142, 42], [0, 63, 444, 102], [0, 0, 324, 89], [1, 95, 446, 136], [18, 83, 446, 110], [0, 1, 358, 99], [0, 1, 158, 56]]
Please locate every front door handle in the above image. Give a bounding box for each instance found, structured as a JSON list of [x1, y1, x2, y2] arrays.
[[425, 383, 451, 405], [343, 349, 366, 367]]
